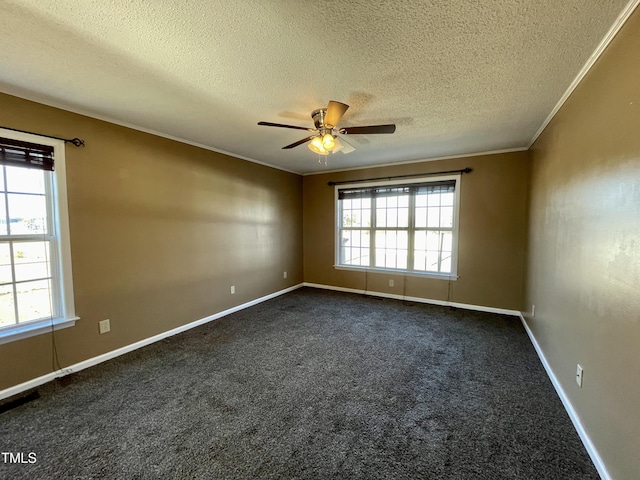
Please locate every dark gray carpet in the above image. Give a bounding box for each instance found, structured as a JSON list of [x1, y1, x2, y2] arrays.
[[0, 287, 598, 479]]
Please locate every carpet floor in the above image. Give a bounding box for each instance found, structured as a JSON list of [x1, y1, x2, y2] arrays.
[[0, 287, 598, 479]]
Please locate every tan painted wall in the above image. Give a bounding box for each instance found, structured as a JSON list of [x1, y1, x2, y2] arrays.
[[0, 93, 303, 391], [524, 8, 640, 480], [303, 151, 530, 311]]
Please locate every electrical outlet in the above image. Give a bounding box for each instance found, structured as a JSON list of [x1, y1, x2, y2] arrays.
[[283, 271, 287, 279], [230, 285, 235, 295], [389, 279, 394, 287], [531, 304, 535, 317], [576, 364, 583, 388], [99, 319, 110, 334]]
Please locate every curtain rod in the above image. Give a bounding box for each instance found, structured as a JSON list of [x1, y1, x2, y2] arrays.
[[0, 125, 85, 147], [327, 167, 472, 186]]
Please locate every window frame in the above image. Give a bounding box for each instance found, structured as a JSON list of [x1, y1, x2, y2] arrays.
[[334, 174, 461, 280], [0, 128, 77, 345]]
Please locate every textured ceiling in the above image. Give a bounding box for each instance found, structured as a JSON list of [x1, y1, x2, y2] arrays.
[[0, 0, 635, 174]]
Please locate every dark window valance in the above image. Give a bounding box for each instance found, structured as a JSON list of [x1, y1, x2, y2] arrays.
[[338, 180, 455, 200], [0, 137, 55, 171]]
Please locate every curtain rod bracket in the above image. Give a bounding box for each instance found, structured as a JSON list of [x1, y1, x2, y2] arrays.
[[66, 138, 85, 147]]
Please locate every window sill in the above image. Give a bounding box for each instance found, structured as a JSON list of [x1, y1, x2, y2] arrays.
[[0, 316, 79, 345], [334, 265, 458, 280]]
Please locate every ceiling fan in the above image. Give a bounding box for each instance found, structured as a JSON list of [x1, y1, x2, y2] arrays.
[[258, 101, 396, 155]]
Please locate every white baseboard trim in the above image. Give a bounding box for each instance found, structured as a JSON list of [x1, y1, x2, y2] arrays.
[[518, 314, 610, 480], [303, 282, 521, 316], [0, 284, 304, 401]]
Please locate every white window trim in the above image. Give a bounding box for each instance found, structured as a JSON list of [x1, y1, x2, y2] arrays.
[[0, 128, 78, 345], [334, 174, 461, 279]]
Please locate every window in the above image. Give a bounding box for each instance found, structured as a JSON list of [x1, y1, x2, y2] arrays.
[[0, 129, 76, 344], [335, 175, 460, 278]]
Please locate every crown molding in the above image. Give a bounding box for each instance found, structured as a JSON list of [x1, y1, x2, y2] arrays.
[[528, 0, 640, 148]]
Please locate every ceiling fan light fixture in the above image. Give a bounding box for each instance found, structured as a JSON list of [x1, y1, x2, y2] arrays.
[[308, 136, 329, 155], [322, 133, 335, 150]]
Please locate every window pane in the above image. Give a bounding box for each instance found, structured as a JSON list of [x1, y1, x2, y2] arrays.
[[341, 230, 351, 246], [398, 195, 409, 208], [0, 195, 7, 235], [343, 209, 362, 227], [13, 241, 51, 282], [387, 196, 397, 208], [397, 231, 408, 248], [427, 193, 440, 207], [361, 231, 370, 248], [414, 231, 426, 250], [386, 231, 397, 248], [385, 252, 396, 268], [342, 199, 352, 210], [375, 231, 386, 248], [398, 208, 409, 228], [414, 251, 426, 271], [362, 209, 371, 227], [375, 249, 385, 268], [351, 230, 362, 248], [0, 284, 16, 327], [7, 193, 47, 235], [0, 243, 13, 284], [0, 167, 5, 192], [415, 194, 427, 207], [341, 231, 370, 266], [440, 255, 452, 273], [426, 231, 440, 250], [442, 232, 453, 251], [440, 206, 454, 228], [426, 251, 439, 271], [441, 192, 454, 206], [397, 250, 407, 269], [352, 198, 361, 209], [349, 230, 370, 248], [6, 166, 46, 194], [415, 207, 427, 228], [386, 209, 398, 228], [376, 209, 386, 228], [377, 197, 386, 208], [16, 279, 53, 322], [427, 207, 440, 228]]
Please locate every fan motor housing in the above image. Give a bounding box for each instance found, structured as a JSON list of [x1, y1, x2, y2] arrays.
[[311, 108, 327, 129]]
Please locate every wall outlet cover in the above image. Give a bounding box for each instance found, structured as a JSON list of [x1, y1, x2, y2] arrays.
[[99, 319, 110, 334], [576, 364, 583, 387]]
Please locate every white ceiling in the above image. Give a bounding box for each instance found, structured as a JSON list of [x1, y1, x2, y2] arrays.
[[0, 1, 635, 174]]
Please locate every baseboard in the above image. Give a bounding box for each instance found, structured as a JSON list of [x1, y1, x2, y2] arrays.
[[518, 314, 610, 480], [0, 284, 304, 401], [303, 282, 521, 316]]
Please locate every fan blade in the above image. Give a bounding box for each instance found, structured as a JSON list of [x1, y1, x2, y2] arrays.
[[282, 135, 316, 149], [324, 101, 349, 128], [258, 121, 314, 132], [334, 136, 355, 154], [339, 124, 396, 135]]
